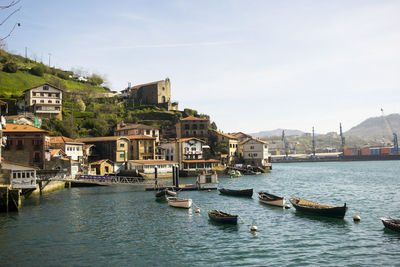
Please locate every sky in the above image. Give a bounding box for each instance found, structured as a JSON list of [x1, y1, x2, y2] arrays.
[[2, 0, 400, 134]]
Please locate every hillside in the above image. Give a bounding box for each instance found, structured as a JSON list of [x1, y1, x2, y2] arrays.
[[250, 128, 305, 138], [0, 49, 108, 97], [345, 113, 400, 138]]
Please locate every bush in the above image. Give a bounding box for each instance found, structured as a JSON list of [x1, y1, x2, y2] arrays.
[[29, 65, 44, 76], [3, 62, 18, 73]]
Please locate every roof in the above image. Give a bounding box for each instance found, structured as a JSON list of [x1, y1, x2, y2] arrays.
[[90, 159, 114, 165], [177, 137, 205, 143], [213, 130, 237, 140], [23, 83, 64, 93], [2, 161, 40, 170], [3, 123, 51, 134], [59, 157, 79, 163], [241, 138, 268, 145], [182, 159, 220, 163], [50, 148, 66, 157], [116, 123, 158, 131], [128, 80, 163, 90], [50, 136, 83, 144], [230, 132, 252, 139], [181, 116, 208, 121], [129, 160, 177, 164], [77, 135, 154, 143], [0, 100, 7, 105]]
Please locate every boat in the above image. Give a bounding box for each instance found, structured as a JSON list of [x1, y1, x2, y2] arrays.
[[208, 210, 238, 225], [196, 171, 218, 190], [258, 192, 286, 207], [219, 188, 253, 197], [155, 188, 176, 199], [229, 170, 242, 178], [166, 197, 192, 209], [289, 197, 347, 219], [381, 217, 400, 233]]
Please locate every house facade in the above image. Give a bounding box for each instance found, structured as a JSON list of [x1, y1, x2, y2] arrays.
[[114, 123, 160, 143], [175, 116, 209, 141], [23, 83, 63, 119], [2, 123, 51, 169], [50, 136, 84, 161], [213, 130, 239, 164], [242, 138, 270, 167]]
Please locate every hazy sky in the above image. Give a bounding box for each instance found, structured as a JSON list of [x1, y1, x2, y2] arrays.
[[3, 0, 400, 134]]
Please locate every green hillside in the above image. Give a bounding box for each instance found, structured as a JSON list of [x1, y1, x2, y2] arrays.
[[0, 49, 108, 97]]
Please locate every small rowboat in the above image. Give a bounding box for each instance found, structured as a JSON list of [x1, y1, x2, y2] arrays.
[[167, 197, 192, 209], [258, 192, 286, 207], [155, 189, 176, 198], [219, 188, 253, 197], [208, 210, 238, 225], [290, 197, 347, 219], [381, 218, 400, 233]]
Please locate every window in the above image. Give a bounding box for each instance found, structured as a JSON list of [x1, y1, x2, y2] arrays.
[[56, 100, 60, 103], [250, 146, 254, 149], [120, 152, 125, 160], [33, 100, 36, 104], [40, 100, 44, 103], [56, 93, 60, 97], [40, 93, 44, 96], [192, 124, 198, 130], [146, 130, 150, 135], [200, 124, 204, 129], [105, 166, 109, 173], [193, 131, 197, 136], [43, 85, 49, 90], [170, 156, 173, 161], [120, 143, 125, 148], [191, 147, 196, 151], [48, 100, 52, 103], [55, 107, 60, 111], [184, 124, 190, 130]]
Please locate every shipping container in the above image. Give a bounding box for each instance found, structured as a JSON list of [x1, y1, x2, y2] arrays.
[[343, 149, 353, 156], [370, 148, 380, 155], [360, 148, 370, 156], [390, 148, 399, 154], [380, 147, 391, 155]]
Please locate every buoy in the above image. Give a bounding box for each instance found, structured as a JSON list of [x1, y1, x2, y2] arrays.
[[250, 225, 258, 231], [353, 214, 361, 222], [284, 204, 291, 209], [208, 189, 211, 192], [195, 208, 200, 213]]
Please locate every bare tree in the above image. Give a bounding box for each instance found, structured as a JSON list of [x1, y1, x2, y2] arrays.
[[0, 0, 22, 42]]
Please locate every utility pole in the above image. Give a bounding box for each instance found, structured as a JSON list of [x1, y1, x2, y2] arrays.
[[48, 53, 51, 67]]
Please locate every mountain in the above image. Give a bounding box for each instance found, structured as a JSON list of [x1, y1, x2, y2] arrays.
[[250, 128, 305, 138], [345, 113, 400, 138]]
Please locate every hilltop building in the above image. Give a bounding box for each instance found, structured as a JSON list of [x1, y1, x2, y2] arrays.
[[175, 116, 209, 141], [121, 78, 178, 111], [23, 83, 63, 120]]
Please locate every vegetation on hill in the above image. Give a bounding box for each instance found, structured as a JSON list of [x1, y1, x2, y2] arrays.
[[345, 114, 400, 139]]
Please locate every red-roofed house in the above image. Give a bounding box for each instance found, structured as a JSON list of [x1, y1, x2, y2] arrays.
[[50, 136, 84, 161]]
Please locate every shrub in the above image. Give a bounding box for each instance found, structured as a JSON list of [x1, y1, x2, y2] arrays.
[[3, 62, 18, 73], [29, 65, 44, 76]]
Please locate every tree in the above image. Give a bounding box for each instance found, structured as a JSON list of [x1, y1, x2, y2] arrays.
[[29, 65, 44, 76], [0, 1, 22, 41], [88, 73, 103, 86], [3, 61, 17, 73], [76, 97, 86, 112]]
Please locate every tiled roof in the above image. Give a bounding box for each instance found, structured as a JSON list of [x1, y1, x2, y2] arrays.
[[241, 138, 268, 145], [128, 80, 163, 90], [50, 136, 83, 144], [213, 130, 237, 139], [182, 159, 220, 163], [3, 123, 51, 134], [50, 148, 66, 157], [77, 135, 154, 143], [90, 159, 114, 165], [23, 83, 64, 93], [181, 116, 208, 121], [116, 123, 158, 131], [230, 132, 252, 139], [177, 137, 205, 143], [130, 160, 177, 164]]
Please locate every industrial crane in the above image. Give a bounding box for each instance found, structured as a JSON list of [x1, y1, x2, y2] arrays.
[[281, 130, 290, 159], [311, 127, 316, 158], [339, 123, 346, 152], [381, 109, 399, 154]]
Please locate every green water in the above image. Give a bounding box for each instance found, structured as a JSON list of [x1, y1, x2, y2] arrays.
[[1, 161, 400, 266]]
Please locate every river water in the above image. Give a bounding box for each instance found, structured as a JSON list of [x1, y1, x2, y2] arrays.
[[1, 161, 400, 266]]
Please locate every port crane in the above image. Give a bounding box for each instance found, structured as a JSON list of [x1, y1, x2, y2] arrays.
[[311, 127, 316, 158], [381, 109, 399, 154], [281, 130, 290, 159], [339, 123, 346, 152]]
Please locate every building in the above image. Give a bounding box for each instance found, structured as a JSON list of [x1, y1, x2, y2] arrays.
[[114, 123, 160, 143], [89, 159, 114, 176], [175, 116, 209, 141], [0, 100, 8, 170], [2, 123, 51, 169], [122, 78, 178, 110], [212, 130, 239, 164], [50, 136, 84, 161], [125, 160, 177, 178], [241, 138, 271, 168], [23, 83, 63, 119], [229, 132, 252, 143]]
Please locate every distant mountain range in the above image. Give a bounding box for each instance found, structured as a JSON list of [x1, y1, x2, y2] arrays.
[[345, 113, 400, 138], [249, 113, 400, 139], [249, 129, 305, 138]]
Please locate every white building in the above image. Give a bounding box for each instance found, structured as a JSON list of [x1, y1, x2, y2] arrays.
[[50, 136, 84, 161], [23, 83, 63, 119], [242, 138, 271, 167]]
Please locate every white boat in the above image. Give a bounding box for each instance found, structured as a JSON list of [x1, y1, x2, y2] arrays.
[[167, 197, 192, 209], [258, 192, 286, 207], [196, 171, 218, 190]]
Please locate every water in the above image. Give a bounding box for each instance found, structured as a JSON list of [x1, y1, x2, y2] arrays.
[[1, 161, 400, 266]]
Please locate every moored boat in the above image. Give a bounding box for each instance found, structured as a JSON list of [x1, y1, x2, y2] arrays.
[[258, 192, 286, 207], [381, 217, 400, 233], [229, 170, 242, 178], [167, 197, 192, 209], [219, 188, 253, 197], [208, 210, 238, 225], [290, 197, 347, 219], [155, 188, 176, 198]]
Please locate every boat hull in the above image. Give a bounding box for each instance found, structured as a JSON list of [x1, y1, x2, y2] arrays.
[[155, 189, 176, 198], [219, 188, 253, 197], [381, 218, 400, 233], [208, 210, 238, 225], [258, 192, 286, 207], [167, 197, 192, 209], [290, 197, 347, 219]]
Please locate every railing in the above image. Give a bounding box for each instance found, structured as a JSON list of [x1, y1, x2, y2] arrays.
[[76, 175, 146, 184]]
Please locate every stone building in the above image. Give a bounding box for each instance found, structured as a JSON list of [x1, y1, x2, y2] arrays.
[[23, 83, 63, 120], [2, 123, 51, 169], [175, 116, 209, 141]]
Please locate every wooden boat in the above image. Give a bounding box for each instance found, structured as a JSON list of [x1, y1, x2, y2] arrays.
[[167, 197, 192, 209], [155, 189, 176, 198], [381, 217, 400, 233], [290, 197, 347, 219], [219, 188, 253, 197], [258, 192, 286, 207], [208, 210, 238, 225], [229, 170, 242, 178]]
